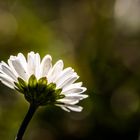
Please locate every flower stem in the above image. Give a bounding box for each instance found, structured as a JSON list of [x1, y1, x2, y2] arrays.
[[15, 104, 38, 140]]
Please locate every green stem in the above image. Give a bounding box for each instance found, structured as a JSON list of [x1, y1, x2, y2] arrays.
[[15, 104, 38, 140]]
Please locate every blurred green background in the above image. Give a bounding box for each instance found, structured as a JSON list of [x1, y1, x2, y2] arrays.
[[0, 0, 140, 140]]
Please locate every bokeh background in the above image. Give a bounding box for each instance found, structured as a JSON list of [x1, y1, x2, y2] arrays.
[[0, 0, 140, 140]]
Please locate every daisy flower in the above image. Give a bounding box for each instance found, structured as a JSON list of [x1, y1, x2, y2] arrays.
[[0, 51, 88, 112]]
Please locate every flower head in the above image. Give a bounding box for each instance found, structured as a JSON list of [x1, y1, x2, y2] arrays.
[[0, 52, 88, 112]]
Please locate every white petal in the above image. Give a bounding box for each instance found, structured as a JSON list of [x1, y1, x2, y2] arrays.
[[66, 105, 83, 112], [47, 60, 64, 83], [0, 73, 15, 89], [10, 58, 28, 81], [27, 52, 41, 79], [27, 51, 36, 76], [40, 55, 52, 77], [56, 104, 83, 112], [72, 82, 83, 87], [0, 61, 17, 81], [8, 56, 19, 78], [54, 67, 74, 84], [17, 53, 27, 72], [62, 82, 83, 91], [64, 94, 88, 100], [57, 98, 79, 105], [57, 74, 79, 89], [55, 104, 70, 112], [35, 53, 41, 79], [63, 87, 87, 95]]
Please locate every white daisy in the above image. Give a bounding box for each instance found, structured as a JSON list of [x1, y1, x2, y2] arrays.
[[0, 51, 88, 112]]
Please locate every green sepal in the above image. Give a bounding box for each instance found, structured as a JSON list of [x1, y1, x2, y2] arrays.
[[38, 77, 47, 85], [14, 82, 25, 93], [17, 78, 27, 88], [14, 86, 24, 93], [37, 77, 47, 91], [28, 75, 37, 88], [24, 93, 33, 103], [14, 82, 22, 89], [58, 94, 65, 99], [55, 88, 62, 95], [47, 83, 56, 90]]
